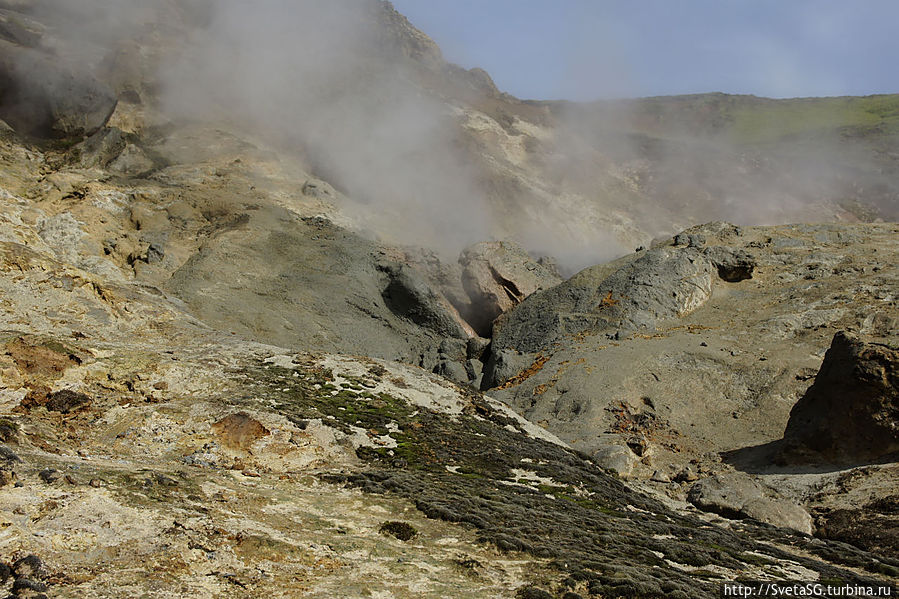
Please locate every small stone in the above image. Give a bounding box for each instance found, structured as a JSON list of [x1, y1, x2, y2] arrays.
[[674, 465, 699, 483], [650, 470, 670, 483], [0, 562, 10, 583], [89, 478, 102, 488], [0, 445, 21, 463], [0, 468, 16, 487], [38, 469, 62, 484]]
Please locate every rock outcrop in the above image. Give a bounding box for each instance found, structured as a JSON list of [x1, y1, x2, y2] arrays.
[[688, 473, 814, 534], [0, 39, 117, 139], [381, 263, 474, 339], [490, 247, 715, 358], [459, 241, 562, 335], [782, 331, 899, 464]]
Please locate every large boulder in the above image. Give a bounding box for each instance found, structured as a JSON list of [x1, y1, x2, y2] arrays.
[[781, 331, 899, 464], [0, 39, 117, 139], [688, 473, 813, 534], [491, 247, 715, 356], [459, 241, 562, 335]]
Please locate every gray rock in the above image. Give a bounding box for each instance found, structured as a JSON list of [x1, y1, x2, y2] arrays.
[[481, 348, 535, 390], [438, 337, 467, 361], [464, 358, 483, 381], [703, 246, 755, 282], [433, 360, 469, 386], [688, 473, 813, 534], [591, 445, 638, 478], [109, 143, 155, 176], [674, 233, 706, 248], [466, 336, 490, 360], [77, 127, 126, 168], [491, 247, 714, 356], [381, 264, 472, 339], [459, 240, 562, 335], [650, 470, 670, 483], [781, 331, 899, 464], [0, 40, 117, 139]]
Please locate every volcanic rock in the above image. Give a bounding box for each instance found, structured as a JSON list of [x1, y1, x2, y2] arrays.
[[0, 39, 117, 139], [491, 246, 714, 356], [381, 264, 473, 339], [781, 331, 899, 464], [688, 473, 813, 534], [459, 241, 562, 336], [703, 246, 756, 282]]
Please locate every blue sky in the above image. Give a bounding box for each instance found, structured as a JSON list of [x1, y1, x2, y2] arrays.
[[390, 1, 899, 101]]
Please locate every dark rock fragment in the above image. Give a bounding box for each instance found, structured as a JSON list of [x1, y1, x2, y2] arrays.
[[516, 587, 554, 599], [38, 469, 62, 484], [378, 521, 417, 541], [12, 577, 48, 594], [45, 389, 91, 414], [0, 445, 20, 462]]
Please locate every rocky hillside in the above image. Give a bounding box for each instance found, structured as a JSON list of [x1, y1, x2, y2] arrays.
[[0, 1, 896, 597]]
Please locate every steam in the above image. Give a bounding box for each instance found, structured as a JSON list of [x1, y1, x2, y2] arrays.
[[13, 0, 898, 273], [157, 0, 491, 255]]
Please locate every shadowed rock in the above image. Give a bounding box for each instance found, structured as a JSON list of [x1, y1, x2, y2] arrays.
[[0, 39, 117, 139], [381, 264, 474, 339], [781, 331, 898, 464], [459, 241, 562, 336]]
